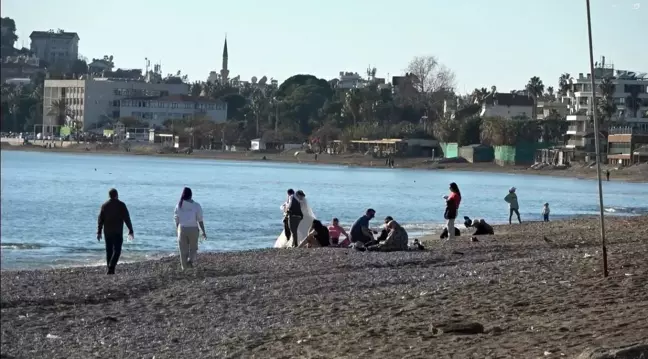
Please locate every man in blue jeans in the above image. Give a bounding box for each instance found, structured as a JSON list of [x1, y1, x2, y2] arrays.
[[97, 188, 134, 275]]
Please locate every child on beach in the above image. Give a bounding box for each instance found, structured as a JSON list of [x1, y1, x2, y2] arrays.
[[542, 203, 550, 222]]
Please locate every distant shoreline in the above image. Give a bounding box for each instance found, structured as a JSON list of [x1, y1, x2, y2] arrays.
[[2, 143, 647, 183]]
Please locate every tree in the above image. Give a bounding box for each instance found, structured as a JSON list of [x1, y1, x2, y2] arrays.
[[70, 59, 88, 78], [481, 117, 538, 146], [625, 85, 642, 118], [558, 73, 572, 97], [597, 76, 617, 124], [48, 99, 71, 126], [525, 76, 545, 119], [1, 17, 18, 52], [545, 86, 555, 101], [406, 56, 456, 93]]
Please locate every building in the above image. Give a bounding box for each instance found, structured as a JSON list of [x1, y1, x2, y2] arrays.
[[336, 72, 365, 89], [536, 101, 568, 120], [119, 95, 227, 126], [607, 127, 648, 165], [480, 92, 535, 119], [29, 30, 79, 64], [1, 55, 42, 83], [41, 78, 189, 134]]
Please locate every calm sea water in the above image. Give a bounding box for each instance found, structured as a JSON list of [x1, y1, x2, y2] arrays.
[[1, 150, 647, 270]]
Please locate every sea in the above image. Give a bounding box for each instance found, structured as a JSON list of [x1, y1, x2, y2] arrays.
[[1, 150, 647, 270]]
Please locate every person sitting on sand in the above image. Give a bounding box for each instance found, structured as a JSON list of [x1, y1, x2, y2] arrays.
[[463, 216, 473, 228], [298, 219, 330, 248], [504, 187, 521, 224], [440, 226, 461, 239], [375, 216, 394, 243], [350, 209, 376, 244], [328, 217, 349, 247], [367, 220, 409, 252], [174, 187, 207, 270]]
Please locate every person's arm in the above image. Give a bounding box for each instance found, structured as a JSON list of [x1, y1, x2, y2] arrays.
[[340, 227, 349, 239], [174, 205, 180, 229], [361, 226, 374, 238], [504, 193, 511, 203], [97, 204, 105, 240], [196, 204, 206, 238], [122, 203, 134, 235]]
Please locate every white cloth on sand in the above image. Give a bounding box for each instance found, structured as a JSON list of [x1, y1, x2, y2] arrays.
[[274, 198, 316, 248]]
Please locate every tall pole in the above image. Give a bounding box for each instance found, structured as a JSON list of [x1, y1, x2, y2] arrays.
[[585, 0, 608, 277]]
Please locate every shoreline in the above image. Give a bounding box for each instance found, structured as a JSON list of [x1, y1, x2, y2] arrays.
[[3, 144, 647, 183], [2, 215, 647, 358]]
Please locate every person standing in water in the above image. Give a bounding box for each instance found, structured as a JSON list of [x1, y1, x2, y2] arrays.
[[505, 187, 522, 224], [174, 187, 207, 270], [97, 188, 134, 275], [443, 182, 462, 240]]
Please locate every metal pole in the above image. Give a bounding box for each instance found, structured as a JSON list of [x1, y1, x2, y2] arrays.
[[585, 0, 608, 277]]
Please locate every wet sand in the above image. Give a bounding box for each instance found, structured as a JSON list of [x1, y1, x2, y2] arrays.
[[3, 143, 647, 183], [2, 216, 647, 358]]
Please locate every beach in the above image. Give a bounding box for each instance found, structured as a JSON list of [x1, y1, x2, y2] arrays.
[[3, 143, 647, 183], [2, 216, 647, 358]]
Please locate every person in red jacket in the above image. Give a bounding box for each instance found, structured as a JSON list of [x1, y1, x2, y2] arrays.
[[443, 182, 462, 240]]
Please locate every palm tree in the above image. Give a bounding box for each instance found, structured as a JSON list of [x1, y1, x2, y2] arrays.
[[525, 76, 545, 119], [625, 86, 642, 118], [545, 86, 555, 101], [48, 99, 71, 128], [597, 77, 617, 125], [558, 73, 572, 97], [471, 87, 490, 104]]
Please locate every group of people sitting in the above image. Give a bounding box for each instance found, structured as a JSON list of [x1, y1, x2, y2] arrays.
[[440, 216, 495, 241], [298, 209, 413, 252]]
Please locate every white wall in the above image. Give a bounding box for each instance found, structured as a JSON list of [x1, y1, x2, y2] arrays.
[[481, 105, 533, 119]]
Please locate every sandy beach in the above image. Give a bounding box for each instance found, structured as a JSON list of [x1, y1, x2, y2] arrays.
[[2, 216, 647, 358], [3, 143, 647, 183]]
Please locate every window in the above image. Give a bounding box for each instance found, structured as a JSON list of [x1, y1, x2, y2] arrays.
[[608, 142, 631, 155], [171, 103, 178, 109]]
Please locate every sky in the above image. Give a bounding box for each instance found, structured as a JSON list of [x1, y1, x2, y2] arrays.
[[2, 0, 646, 93]]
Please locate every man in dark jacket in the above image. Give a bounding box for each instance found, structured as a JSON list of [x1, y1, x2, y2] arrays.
[[97, 188, 134, 274]]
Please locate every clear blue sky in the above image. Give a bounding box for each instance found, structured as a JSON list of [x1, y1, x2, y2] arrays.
[[3, 0, 645, 93]]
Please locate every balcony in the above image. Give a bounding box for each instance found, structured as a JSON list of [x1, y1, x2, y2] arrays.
[[566, 115, 588, 122]]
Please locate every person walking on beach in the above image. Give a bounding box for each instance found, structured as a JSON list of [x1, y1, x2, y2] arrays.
[[606, 170, 610, 181], [97, 188, 134, 275], [174, 187, 207, 270], [443, 182, 462, 240], [542, 203, 550, 222], [505, 187, 522, 224]]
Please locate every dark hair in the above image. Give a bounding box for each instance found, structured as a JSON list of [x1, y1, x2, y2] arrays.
[[296, 190, 305, 197], [332, 217, 339, 223], [449, 182, 461, 196], [178, 187, 192, 208], [366, 208, 376, 215], [384, 216, 393, 223], [311, 219, 323, 230], [287, 189, 295, 195], [108, 188, 118, 199]]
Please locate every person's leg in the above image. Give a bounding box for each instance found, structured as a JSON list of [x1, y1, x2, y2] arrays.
[[289, 217, 301, 247], [447, 218, 455, 240], [177, 227, 190, 270], [187, 227, 199, 267], [515, 209, 521, 223], [283, 217, 291, 242], [543, 214, 549, 222], [107, 235, 123, 274], [509, 208, 514, 224], [104, 236, 114, 273]]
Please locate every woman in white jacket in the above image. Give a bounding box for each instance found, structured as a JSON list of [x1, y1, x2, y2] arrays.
[[174, 187, 207, 269]]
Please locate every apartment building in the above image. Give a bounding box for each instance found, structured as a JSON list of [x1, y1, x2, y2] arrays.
[[119, 95, 227, 127], [42, 78, 189, 134], [607, 127, 648, 165], [29, 30, 79, 64]]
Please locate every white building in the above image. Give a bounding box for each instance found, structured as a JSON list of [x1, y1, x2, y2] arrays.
[[563, 63, 648, 149], [42, 78, 189, 134], [29, 30, 79, 64], [480, 92, 535, 119], [119, 95, 227, 127], [336, 72, 365, 89]]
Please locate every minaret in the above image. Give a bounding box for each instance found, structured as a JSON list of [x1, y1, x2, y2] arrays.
[[220, 36, 229, 85]]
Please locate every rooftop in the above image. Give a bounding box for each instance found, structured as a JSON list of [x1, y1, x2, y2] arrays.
[[30, 30, 79, 40], [483, 92, 535, 107], [122, 95, 225, 105]]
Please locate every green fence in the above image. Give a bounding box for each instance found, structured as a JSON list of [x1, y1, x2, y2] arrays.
[[495, 143, 552, 166], [440, 142, 459, 158]]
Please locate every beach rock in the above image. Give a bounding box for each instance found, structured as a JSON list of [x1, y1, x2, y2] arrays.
[[576, 343, 648, 359], [436, 321, 484, 335]]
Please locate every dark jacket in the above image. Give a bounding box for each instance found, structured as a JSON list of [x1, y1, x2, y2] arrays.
[[473, 222, 494, 236], [440, 227, 461, 239], [98, 199, 134, 237], [286, 196, 303, 218]]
